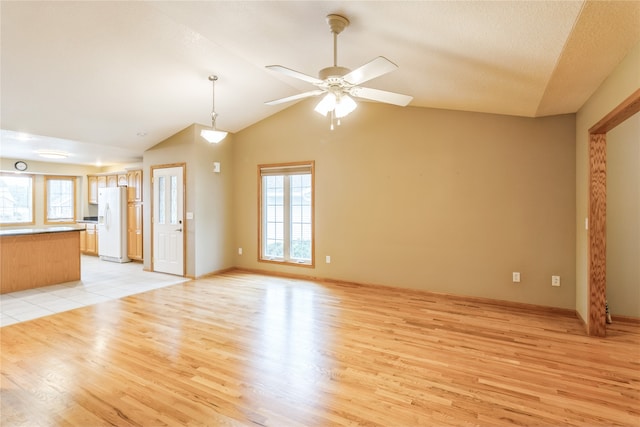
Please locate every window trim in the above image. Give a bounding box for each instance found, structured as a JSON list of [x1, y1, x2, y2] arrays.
[[258, 161, 315, 268], [44, 175, 77, 224], [0, 173, 35, 226]]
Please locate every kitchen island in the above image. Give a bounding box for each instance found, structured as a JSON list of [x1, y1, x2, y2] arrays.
[[0, 227, 82, 294]]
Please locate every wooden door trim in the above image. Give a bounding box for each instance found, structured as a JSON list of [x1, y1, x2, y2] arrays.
[[587, 89, 640, 336]]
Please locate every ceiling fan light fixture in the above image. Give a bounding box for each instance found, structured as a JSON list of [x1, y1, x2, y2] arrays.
[[201, 75, 228, 144], [335, 95, 357, 118], [314, 92, 336, 116]]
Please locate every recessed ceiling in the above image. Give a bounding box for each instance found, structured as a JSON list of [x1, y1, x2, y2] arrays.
[[1, 1, 639, 166]]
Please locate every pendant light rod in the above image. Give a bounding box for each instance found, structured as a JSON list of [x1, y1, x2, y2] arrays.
[[209, 75, 218, 127], [201, 74, 228, 143]]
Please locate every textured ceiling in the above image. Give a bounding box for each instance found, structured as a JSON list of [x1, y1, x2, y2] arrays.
[[1, 1, 639, 166]]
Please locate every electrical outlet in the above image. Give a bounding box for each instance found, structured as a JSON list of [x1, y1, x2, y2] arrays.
[[326, 255, 331, 264], [512, 272, 521, 283], [552, 276, 561, 287], [238, 248, 243, 255]]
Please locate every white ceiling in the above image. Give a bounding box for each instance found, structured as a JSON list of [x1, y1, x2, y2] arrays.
[[1, 1, 639, 166]]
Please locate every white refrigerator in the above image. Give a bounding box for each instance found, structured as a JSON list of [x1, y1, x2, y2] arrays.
[[97, 187, 131, 263]]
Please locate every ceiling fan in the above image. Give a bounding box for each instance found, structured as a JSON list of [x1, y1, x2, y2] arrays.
[[265, 14, 413, 129]]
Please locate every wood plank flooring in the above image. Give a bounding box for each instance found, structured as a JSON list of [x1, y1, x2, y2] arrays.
[[1, 271, 639, 426]]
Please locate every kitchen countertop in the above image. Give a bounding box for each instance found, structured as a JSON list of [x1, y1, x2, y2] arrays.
[[77, 216, 98, 224], [0, 226, 84, 237]]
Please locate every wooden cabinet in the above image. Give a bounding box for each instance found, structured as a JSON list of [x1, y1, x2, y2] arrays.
[[97, 176, 107, 190], [89, 172, 133, 204], [88, 176, 98, 204], [106, 175, 118, 188], [127, 170, 142, 202], [126, 169, 143, 260], [79, 230, 86, 252], [81, 223, 99, 256], [127, 203, 143, 260]]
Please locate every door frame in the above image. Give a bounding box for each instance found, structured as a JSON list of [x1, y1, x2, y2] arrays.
[[150, 163, 187, 276], [587, 88, 640, 336]]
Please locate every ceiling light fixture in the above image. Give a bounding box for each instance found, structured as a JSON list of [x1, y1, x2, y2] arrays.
[[200, 75, 228, 144], [36, 150, 68, 159], [314, 92, 357, 130]]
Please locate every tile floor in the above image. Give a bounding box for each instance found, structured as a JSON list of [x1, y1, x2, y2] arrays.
[[0, 255, 189, 327]]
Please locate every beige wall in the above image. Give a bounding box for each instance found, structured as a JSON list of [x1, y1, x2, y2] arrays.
[[606, 113, 639, 317], [233, 100, 576, 309], [143, 124, 235, 277], [575, 41, 640, 321]]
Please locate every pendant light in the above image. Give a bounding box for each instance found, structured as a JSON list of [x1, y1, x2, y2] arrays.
[[201, 75, 228, 143]]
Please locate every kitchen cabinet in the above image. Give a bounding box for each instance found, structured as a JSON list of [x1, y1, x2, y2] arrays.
[[106, 175, 118, 188], [127, 203, 143, 260], [1, 228, 81, 294], [81, 223, 99, 256], [88, 176, 98, 204], [127, 170, 142, 202], [79, 230, 86, 252], [89, 172, 131, 204], [126, 169, 143, 260], [97, 176, 107, 190]]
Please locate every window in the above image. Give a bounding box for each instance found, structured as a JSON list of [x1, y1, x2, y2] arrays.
[[259, 161, 314, 266], [45, 176, 76, 223], [0, 173, 34, 225]]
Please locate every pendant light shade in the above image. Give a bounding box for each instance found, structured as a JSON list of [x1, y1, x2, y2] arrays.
[[200, 129, 227, 144], [201, 75, 228, 143]]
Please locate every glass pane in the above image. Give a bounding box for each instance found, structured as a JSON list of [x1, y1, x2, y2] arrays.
[[0, 175, 33, 224], [170, 176, 178, 224], [47, 178, 74, 221], [158, 176, 165, 224], [263, 175, 285, 259], [289, 173, 312, 260], [265, 239, 283, 257]]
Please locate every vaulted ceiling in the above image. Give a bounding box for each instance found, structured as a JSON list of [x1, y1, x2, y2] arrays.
[[1, 1, 639, 166]]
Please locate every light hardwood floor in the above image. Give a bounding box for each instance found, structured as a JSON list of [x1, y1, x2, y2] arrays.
[[1, 271, 639, 426]]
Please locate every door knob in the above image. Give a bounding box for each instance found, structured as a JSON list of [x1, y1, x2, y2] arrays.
[[175, 228, 183, 232]]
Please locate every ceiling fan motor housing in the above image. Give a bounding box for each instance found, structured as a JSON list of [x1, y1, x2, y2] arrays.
[[319, 66, 351, 81]]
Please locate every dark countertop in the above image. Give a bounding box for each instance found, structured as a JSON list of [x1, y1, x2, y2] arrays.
[[0, 226, 84, 237], [77, 216, 98, 224]]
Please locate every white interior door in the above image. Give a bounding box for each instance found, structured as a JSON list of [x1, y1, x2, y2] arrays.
[[152, 166, 184, 276]]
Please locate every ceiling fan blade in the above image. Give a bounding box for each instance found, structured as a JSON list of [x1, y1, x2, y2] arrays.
[[349, 86, 413, 106], [266, 65, 324, 85], [343, 57, 398, 86], [265, 89, 325, 106]]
